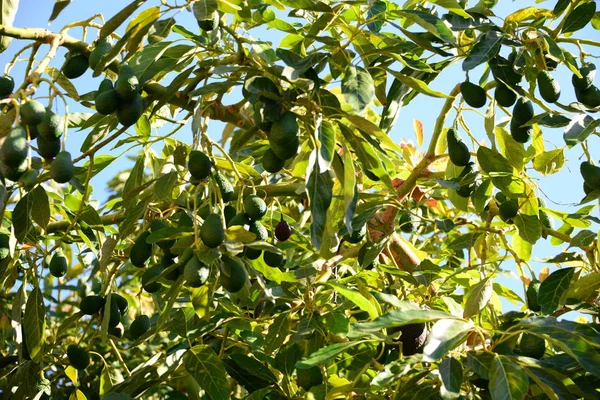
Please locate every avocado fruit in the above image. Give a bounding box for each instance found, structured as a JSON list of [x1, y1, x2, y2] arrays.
[[575, 85, 600, 108], [519, 333, 545, 359], [244, 194, 267, 220], [224, 205, 236, 227], [49, 252, 68, 278], [130, 315, 150, 339], [512, 97, 534, 125], [80, 295, 104, 315], [214, 172, 234, 203], [0, 126, 28, 168], [108, 324, 124, 338], [580, 161, 600, 190], [220, 255, 247, 292], [499, 199, 518, 223], [263, 250, 284, 268], [198, 10, 219, 31], [88, 38, 112, 70], [25, 124, 39, 140], [297, 366, 323, 391], [18, 168, 38, 190], [107, 297, 122, 328], [0, 75, 14, 98], [249, 219, 268, 241], [262, 148, 285, 173], [67, 345, 90, 369], [460, 81, 487, 108], [130, 231, 152, 268], [117, 93, 143, 127], [63, 53, 89, 79], [572, 63, 596, 90], [201, 213, 225, 248], [149, 219, 175, 250], [538, 197, 553, 230], [188, 150, 211, 180], [115, 64, 139, 102], [111, 294, 129, 314], [389, 323, 427, 356], [537, 71, 560, 103], [446, 128, 470, 167], [344, 224, 366, 243], [456, 162, 476, 198], [526, 280, 541, 311], [142, 264, 164, 293], [275, 219, 291, 241], [38, 109, 63, 140], [97, 78, 114, 95], [229, 213, 251, 227], [36, 135, 61, 160], [0, 231, 10, 259], [268, 112, 299, 160], [96, 89, 120, 115], [398, 212, 414, 233], [0, 159, 27, 182], [183, 254, 209, 287], [510, 119, 533, 143], [50, 151, 74, 184], [495, 82, 517, 107], [20, 100, 46, 125]]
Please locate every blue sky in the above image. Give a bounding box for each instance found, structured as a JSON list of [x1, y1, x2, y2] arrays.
[[2, 0, 599, 315]]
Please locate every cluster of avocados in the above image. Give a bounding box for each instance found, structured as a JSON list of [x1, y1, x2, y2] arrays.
[[0, 99, 74, 185], [446, 127, 478, 197], [573, 63, 600, 108], [94, 64, 143, 127]]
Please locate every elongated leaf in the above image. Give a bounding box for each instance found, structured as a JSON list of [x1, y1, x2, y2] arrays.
[[264, 313, 291, 355], [317, 120, 335, 172], [463, 30, 503, 71], [151, 66, 194, 116], [538, 268, 575, 315], [423, 319, 473, 361], [229, 354, 278, 384], [13, 192, 32, 243], [366, 0, 386, 32], [440, 357, 463, 399], [477, 146, 514, 190], [565, 271, 600, 301], [561, 2, 596, 33], [533, 148, 564, 175], [354, 308, 458, 332], [386, 69, 449, 98], [342, 65, 375, 112], [29, 186, 50, 231], [514, 215, 542, 244], [329, 282, 378, 320], [398, 10, 456, 44], [525, 367, 575, 400], [563, 115, 600, 147], [49, 0, 70, 22], [429, 0, 471, 19], [463, 278, 493, 318], [380, 78, 408, 132], [489, 355, 528, 400], [24, 287, 46, 361], [306, 155, 333, 250], [296, 341, 363, 368], [342, 143, 357, 235], [184, 345, 231, 400], [0, 0, 19, 53], [125, 6, 161, 55], [99, 0, 146, 40], [344, 113, 404, 153]]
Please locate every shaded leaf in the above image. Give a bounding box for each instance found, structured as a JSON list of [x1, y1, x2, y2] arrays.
[[184, 345, 230, 400], [23, 287, 46, 361], [561, 2, 596, 33], [489, 355, 528, 400], [49, 0, 70, 22], [538, 268, 575, 315], [463, 278, 493, 318], [342, 66, 375, 112], [463, 30, 503, 71]]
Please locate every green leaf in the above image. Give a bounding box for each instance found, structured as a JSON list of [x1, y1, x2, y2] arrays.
[[440, 357, 463, 399], [49, 0, 70, 22], [151, 66, 194, 116], [296, 341, 364, 368], [342, 65, 375, 112], [477, 146, 514, 191], [261, 313, 289, 355], [125, 6, 161, 56], [100, 360, 123, 395], [570, 229, 596, 248], [565, 271, 600, 301], [329, 282, 378, 320], [23, 287, 46, 361], [99, 0, 146, 40], [317, 120, 336, 171], [429, 0, 471, 19], [306, 156, 333, 250], [154, 171, 179, 200], [184, 345, 231, 400], [463, 30, 503, 71], [229, 354, 278, 384], [380, 77, 409, 132], [385, 68, 449, 98], [563, 115, 600, 147], [354, 308, 458, 332], [533, 148, 564, 176], [496, 126, 525, 172], [398, 10, 456, 44], [463, 278, 493, 318], [344, 113, 404, 153], [13, 192, 33, 243], [538, 268, 575, 315], [342, 144, 357, 235], [489, 355, 528, 400], [524, 367, 577, 400], [192, 0, 218, 21], [366, 1, 386, 33], [0, 0, 19, 53], [514, 215, 542, 244], [561, 1, 596, 33], [423, 319, 473, 361], [30, 186, 50, 231], [274, 343, 304, 376]]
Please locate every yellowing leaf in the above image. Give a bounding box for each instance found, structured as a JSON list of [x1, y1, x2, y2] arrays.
[[413, 119, 423, 147]]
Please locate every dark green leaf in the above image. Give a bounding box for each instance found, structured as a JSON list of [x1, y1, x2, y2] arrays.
[[99, 0, 146, 40], [264, 313, 291, 356], [184, 345, 230, 400], [317, 120, 336, 171], [354, 308, 458, 332], [151, 66, 194, 116], [296, 341, 363, 368], [463, 278, 493, 318], [463, 30, 503, 71], [489, 355, 528, 400], [570, 229, 596, 248], [342, 66, 375, 112], [23, 287, 46, 361], [0, 0, 19, 53], [538, 268, 575, 315], [514, 215, 542, 244], [306, 158, 333, 249], [367, 1, 386, 32], [563, 115, 600, 147], [30, 186, 50, 231], [49, 0, 70, 22], [398, 10, 456, 44], [561, 2, 596, 33], [229, 354, 278, 384], [440, 357, 463, 398], [13, 192, 32, 243]]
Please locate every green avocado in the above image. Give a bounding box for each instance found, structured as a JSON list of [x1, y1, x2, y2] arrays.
[[80, 295, 104, 315], [50, 151, 74, 184], [263, 250, 284, 268], [96, 89, 120, 115], [115, 64, 139, 102], [526, 280, 541, 311], [0, 75, 14, 98], [214, 172, 234, 203], [575, 85, 600, 108], [510, 119, 533, 144], [0, 231, 10, 259], [130, 231, 152, 268], [519, 333, 545, 359], [0, 159, 27, 182], [572, 63, 596, 90], [495, 82, 517, 107], [117, 93, 143, 126], [20, 100, 46, 125], [244, 194, 267, 220], [201, 213, 225, 248], [460, 81, 487, 108], [88, 38, 112, 70], [224, 205, 236, 227], [499, 199, 518, 223], [229, 213, 251, 227], [268, 112, 299, 160], [344, 224, 366, 244], [262, 147, 285, 173], [97, 78, 114, 95], [183, 254, 209, 288], [398, 212, 414, 233], [188, 150, 211, 180], [67, 345, 90, 370], [130, 315, 150, 339], [108, 324, 124, 338], [107, 299, 122, 328], [38, 109, 63, 140], [18, 168, 38, 190], [580, 161, 600, 190], [537, 71, 560, 103], [36, 135, 61, 160], [25, 124, 39, 140], [49, 252, 68, 277], [446, 128, 470, 167], [244, 246, 262, 260], [512, 97, 534, 125], [149, 219, 175, 250], [297, 366, 323, 391], [62, 53, 89, 79], [249, 219, 268, 241], [456, 162, 476, 198], [198, 10, 219, 31], [0, 126, 27, 168], [220, 255, 247, 293], [111, 294, 129, 314], [142, 264, 164, 293]]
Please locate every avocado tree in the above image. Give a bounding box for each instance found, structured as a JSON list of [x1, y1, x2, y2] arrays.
[[0, 0, 600, 398]]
